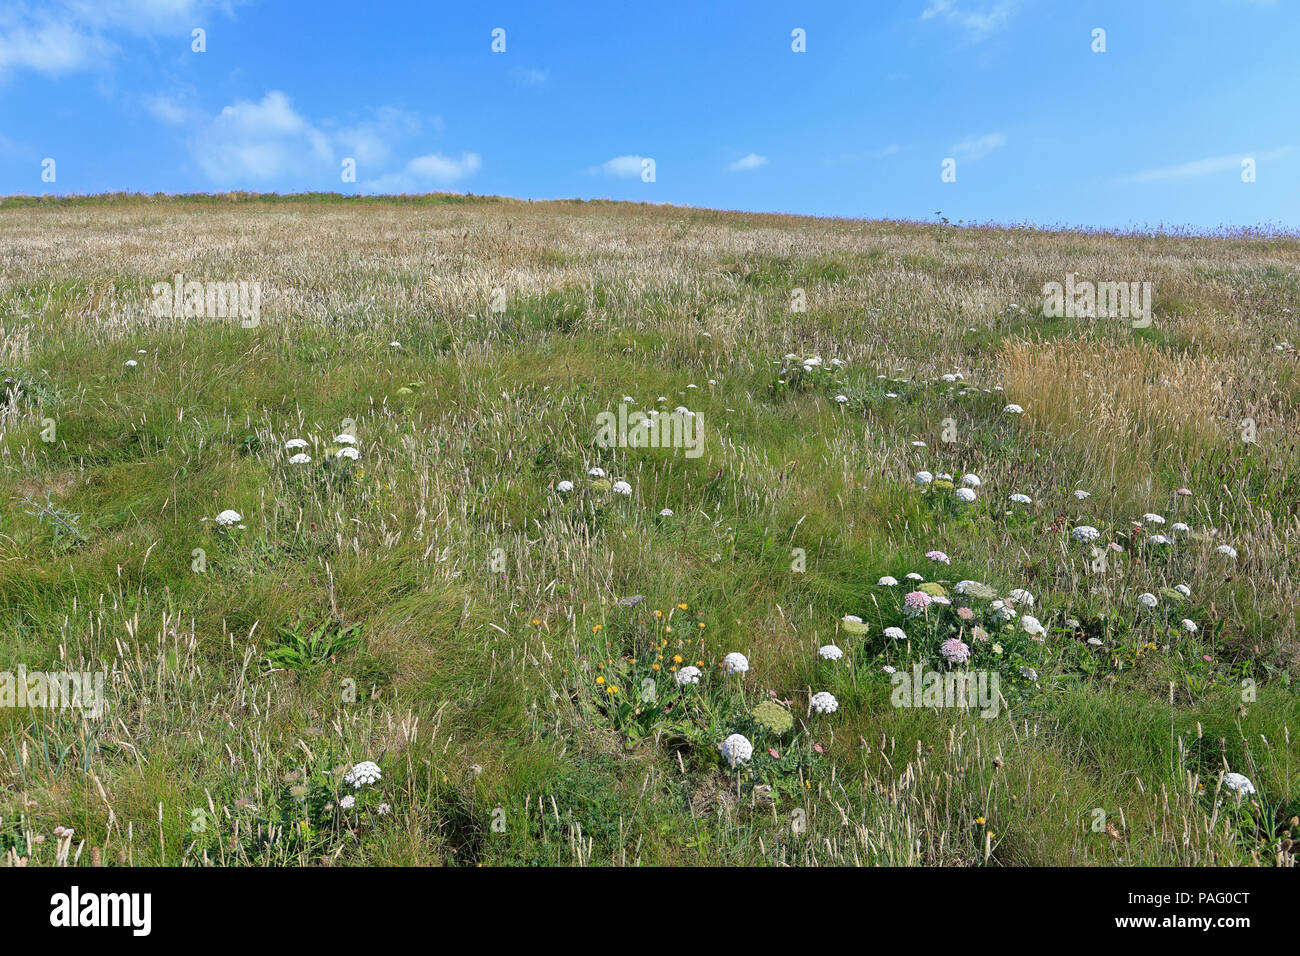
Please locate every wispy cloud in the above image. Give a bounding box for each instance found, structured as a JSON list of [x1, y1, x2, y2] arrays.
[[588, 155, 649, 178], [951, 132, 1005, 161], [920, 1, 1020, 42], [0, 1, 232, 78], [1118, 147, 1294, 183], [727, 153, 767, 172], [363, 152, 482, 193], [511, 67, 549, 86], [189, 91, 465, 190]]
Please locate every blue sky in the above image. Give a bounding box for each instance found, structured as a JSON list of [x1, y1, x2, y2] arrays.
[[1, 0, 1296, 230]]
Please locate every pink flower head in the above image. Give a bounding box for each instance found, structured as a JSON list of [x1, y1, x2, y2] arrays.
[[1176, 488, 1192, 497], [903, 590, 933, 616], [925, 550, 951, 564], [957, 606, 974, 620], [939, 638, 971, 665]]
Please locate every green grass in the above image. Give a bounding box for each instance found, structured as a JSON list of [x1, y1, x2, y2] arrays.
[[0, 194, 1297, 867]]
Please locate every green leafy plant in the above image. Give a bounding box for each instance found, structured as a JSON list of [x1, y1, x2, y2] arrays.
[[263, 615, 362, 671]]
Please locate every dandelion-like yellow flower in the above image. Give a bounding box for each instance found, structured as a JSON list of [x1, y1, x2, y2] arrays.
[[678, 603, 688, 611], [595, 676, 605, 685], [592, 624, 602, 634], [673, 654, 683, 663], [654, 610, 663, 618], [652, 663, 660, 671], [975, 816, 985, 825]]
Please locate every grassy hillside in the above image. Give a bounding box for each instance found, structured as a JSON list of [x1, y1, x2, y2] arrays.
[[1, 195, 1297, 866]]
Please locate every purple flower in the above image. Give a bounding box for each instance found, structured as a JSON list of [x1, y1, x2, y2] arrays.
[[939, 638, 971, 664], [903, 591, 933, 617]]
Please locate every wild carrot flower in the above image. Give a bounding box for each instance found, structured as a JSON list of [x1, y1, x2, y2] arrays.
[[939, 638, 971, 664]]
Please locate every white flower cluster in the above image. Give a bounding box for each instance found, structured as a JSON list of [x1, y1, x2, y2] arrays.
[[344, 760, 382, 789]]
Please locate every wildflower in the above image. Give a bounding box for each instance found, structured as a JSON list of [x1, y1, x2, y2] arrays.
[[914, 471, 934, 485], [675, 666, 701, 685], [1181, 619, 1198, 633], [285, 438, 308, 450], [905, 572, 924, 581], [289, 453, 311, 464], [842, 613, 863, 624], [834, 394, 849, 404], [1216, 545, 1239, 559], [1176, 488, 1192, 497], [334, 433, 357, 445], [344, 760, 382, 788], [903, 591, 932, 617], [883, 626, 907, 641], [1137, 592, 1158, 608], [818, 645, 843, 661], [1073, 490, 1090, 500], [960, 474, 981, 488], [1020, 666, 1039, 681], [810, 691, 839, 715], [215, 509, 242, 527], [611, 480, 632, 496], [939, 638, 971, 664], [990, 600, 1017, 622], [376, 803, 391, 816], [339, 794, 356, 810], [1142, 513, 1165, 525], [1174, 584, 1191, 597], [1020, 615, 1046, 638], [1003, 403, 1024, 414], [955, 487, 977, 503], [722, 652, 750, 675], [556, 480, 574, 493], [335, 446, 360, 460], [882, 665, 897, 674], [588, 466, 607, 479], [124, 359, 138, 368], [1071, 525, 1101, 543], [877, 575, 899, 587], [719, 734, 754, 767], [658, 508, 674, 517], [957, 607, 974, 620], [925, 550, 950, 564], [1147, 534, 1173, 545], [1222, 772, 1256, 795], [1008, 588, 1035, 606], [1008, 493, 1032, 505], [1087, 637, 1103, 646]]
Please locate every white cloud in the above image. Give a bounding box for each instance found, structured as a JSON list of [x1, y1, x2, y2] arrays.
[[190, 92, 473, 190], [362, 152, 482, 193], [951, 132, 1005, 161], [0, 1, 231, 77], [1119, 146, 1294, 183], [331, 107, 423, 167], [727, 153, 767, 172], [921, 0, 1020, 42], [0, 17, 113, 76], [191, 91, 333, 182], [589, 155, 648, 178], [145, 92, 193, 125]]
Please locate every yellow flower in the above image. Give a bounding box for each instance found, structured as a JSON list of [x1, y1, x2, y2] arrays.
[[592, 624, 602, 634], [975, 816, 985, 825], [677, 603, 688, 611], [673, 654, 683, 664], [595, 676, 605, 685], [652, 663, 660, 671], [654, 610, 663, 618], [698, 622, 706, 629], [531, 618, 541, 626], [607, 686, 619, 695]]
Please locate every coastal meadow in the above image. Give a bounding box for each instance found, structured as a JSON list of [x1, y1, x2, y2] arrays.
[[1, 194, 1297, 866]]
